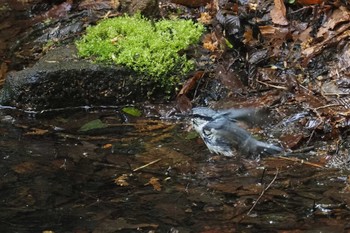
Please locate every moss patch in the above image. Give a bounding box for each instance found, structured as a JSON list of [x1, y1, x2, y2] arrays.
[[76, 14, 204, 95]]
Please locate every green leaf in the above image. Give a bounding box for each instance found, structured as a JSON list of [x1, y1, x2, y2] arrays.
[[122, 107, 142, 117], [79, 119, 107, 132], [225, 38, 233, 49]]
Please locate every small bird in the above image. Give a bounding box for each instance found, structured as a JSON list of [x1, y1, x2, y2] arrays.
[[191, 107, 283, 158]]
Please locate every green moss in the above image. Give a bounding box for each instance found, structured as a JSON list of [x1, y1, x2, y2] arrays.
[[76, 13, 204, 95]]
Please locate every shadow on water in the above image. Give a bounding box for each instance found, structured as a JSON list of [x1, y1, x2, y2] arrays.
[[1, 106, 350, 233]]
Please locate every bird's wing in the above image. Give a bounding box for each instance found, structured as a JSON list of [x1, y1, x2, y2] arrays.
[[215, 108, 269, 125], [202, 117, 251, 144]]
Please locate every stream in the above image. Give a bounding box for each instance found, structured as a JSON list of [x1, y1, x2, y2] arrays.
[[1, 106, 350, 233]]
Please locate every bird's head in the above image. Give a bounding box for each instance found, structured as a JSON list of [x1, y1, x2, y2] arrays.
[[190, 107, 217, 133]]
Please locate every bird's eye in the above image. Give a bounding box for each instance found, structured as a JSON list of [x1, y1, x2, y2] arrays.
[[203, 129, 211, 136]]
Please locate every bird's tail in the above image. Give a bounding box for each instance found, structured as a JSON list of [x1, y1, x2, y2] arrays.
[[255, 140, 283, 156]]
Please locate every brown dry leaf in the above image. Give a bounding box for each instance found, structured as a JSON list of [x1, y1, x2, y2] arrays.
[[297, 0, 323, 5], [203, 33, 219, 52], [178, 71, 205, 96], [302, 28, 350, 65], [259, 25, 278, 36], [146, 177, 162, 191], [176, 94, 192, 113], [215, 64, 245, 91], [259, 25, 289, 40], [78, 0, 120, 10], [12, 161, 37, 174], [197, 12, 212, 25], [280, 133, 304, 149], [298, 27, 313, 44], [102, 143, 113, 149], [171, 0, 211, 8], [270, 0, 289, 26], [243, 27, 259, 46], [301, 6, 350, 65], [24, 128, 49, 136], [295, 92, 324, 109], [176, 71, 205, 112], [316, 6, 350, 39], [114, 174, 129, 186]]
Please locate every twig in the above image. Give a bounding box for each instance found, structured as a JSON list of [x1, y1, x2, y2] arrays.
[[256, 79, 288, 90], [133, 158, 162, 172], [247, 168, 279, 215], [315, 104, 342, 110], [276, 156, 324, 168]]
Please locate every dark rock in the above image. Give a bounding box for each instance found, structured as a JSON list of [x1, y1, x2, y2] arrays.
[[0, 45, 163, 110]]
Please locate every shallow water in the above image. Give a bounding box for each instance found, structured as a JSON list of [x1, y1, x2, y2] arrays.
[[1, 107, 350, 233]]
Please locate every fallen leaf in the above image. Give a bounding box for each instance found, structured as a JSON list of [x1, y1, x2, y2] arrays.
[[178, 71, 205, 96], [177, 94, 192, 113], [198, 12, 212, 24], [78, 0, 120, 10], [301, 6, 350, 65], [176, 71, 205, 112], [203, 33, 219, 51], [102, 143, 113, 149], [122, 106, 142, 117], [114, 174, 129, 186], [280, 133, 304, 149], [12, 161, 37, 174], [271, 0, 289, 26], [79, 119, 107, 132], [316, 6, 350, 39], [215, 64, 245, 91], [24, 128, 49, 135], [297, 0, 323, 5], [171, 0, 211, 8], [146, 177, 162, 191]]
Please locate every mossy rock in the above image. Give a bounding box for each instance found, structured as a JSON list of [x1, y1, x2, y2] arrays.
[[0, 46, 167, 110], [75, 13, 204, 95]]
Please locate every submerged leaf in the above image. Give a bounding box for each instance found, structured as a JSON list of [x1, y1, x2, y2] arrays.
[[114, 174, 129, 186], [122, 107, 142, 117], [79, 119, 107, 132]]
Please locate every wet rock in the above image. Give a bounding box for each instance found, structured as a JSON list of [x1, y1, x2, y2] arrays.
[[0, 45, 163, 110]]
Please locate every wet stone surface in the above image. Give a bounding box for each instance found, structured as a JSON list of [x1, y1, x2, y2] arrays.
[[1, 107, 350, 233], [0, 46, 165, 110]]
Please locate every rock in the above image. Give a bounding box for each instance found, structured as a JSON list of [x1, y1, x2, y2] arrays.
[[0, 45, 163, 110]]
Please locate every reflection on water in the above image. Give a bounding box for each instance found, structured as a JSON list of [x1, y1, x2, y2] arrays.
[[0, 107, 350, 233]]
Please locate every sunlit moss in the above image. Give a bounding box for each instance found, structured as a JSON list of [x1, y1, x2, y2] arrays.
[[76, 13, 204, 95]]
